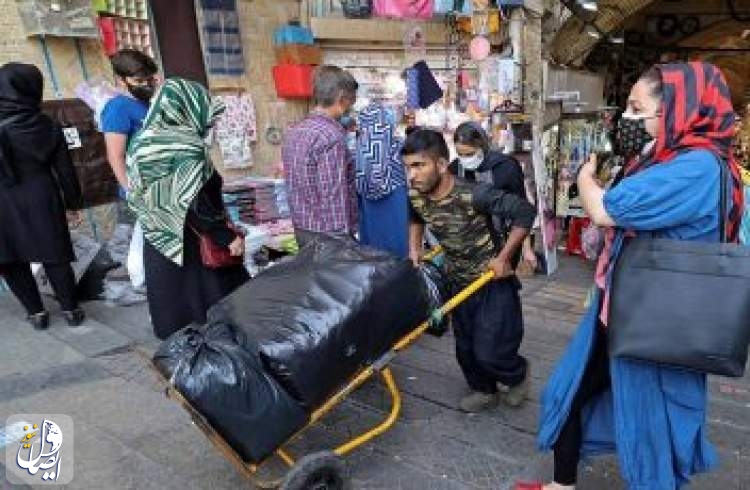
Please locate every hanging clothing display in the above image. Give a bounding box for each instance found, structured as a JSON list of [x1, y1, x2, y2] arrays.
[[356, 103, 408, 257], [200, 0, 246, 76], [556, 118, 608, 218], [214, 94, 257, 169], [405, 61, 444, 111]]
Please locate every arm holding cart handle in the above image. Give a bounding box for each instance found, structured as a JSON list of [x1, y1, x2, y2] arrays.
[[472, 183, 537, 279]]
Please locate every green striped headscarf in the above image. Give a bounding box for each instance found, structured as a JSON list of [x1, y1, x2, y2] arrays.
[[127, 78, 225, 265]]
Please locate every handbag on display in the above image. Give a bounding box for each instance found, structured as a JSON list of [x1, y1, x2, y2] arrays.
[[190, 221, 245, 269], [341, 0, 373, 18], [373, 0, 434, 19], [609, 161, 750, 377]]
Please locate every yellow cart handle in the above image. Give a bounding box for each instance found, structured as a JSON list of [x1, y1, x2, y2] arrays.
[[421, 245, 443, 262], [393, 270, 496, 351]]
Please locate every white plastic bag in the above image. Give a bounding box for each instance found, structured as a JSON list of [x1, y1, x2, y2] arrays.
[[127, 221, 145, 289]]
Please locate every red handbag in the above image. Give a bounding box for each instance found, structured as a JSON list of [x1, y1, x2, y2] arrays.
[[190, 222, 245, 269]]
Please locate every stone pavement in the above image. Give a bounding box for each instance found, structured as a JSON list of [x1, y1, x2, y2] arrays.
[[1, 256, 749, 489]]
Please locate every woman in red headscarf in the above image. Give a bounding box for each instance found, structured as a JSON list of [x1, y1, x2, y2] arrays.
[[519, 62, 743, 490]]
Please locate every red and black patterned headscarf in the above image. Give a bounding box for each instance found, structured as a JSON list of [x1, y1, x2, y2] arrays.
[[625, 62, 743, 242]]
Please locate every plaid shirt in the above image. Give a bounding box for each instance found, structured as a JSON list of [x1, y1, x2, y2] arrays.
[[282, 114, 358, 234]]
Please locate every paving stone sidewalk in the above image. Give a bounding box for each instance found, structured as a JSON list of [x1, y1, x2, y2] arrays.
[[1, 256, 748, 489]]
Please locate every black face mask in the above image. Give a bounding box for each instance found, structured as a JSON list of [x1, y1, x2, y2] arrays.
[[616, 116, 654, 158], [126, 83, 155, 103]]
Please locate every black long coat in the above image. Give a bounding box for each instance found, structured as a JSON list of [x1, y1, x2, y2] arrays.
[[0, 63, 82, 264]]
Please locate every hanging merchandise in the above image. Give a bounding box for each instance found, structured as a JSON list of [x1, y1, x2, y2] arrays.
[[213, 93, 257, 169], [403, 23, 427, 62], [373, 0, 434, 19], [412, 60, 444, 109], [42, 99, 119, 208], [274, 44, 322, 65], [555, 117, 609, 217], [469, 36, 490, 61], [341, 0, 373, 18], [74, 78, 121, 128], [273, 23, 315, 46], [97, 17, 117, 56], [16, 0, 99, 38], [200, 0, 246, 76], [533, 124, 559, 274], [112, 18, 155, 58], [433, 0, 455, 14], [405, 67, 420, 110], [482, 56, 522, 113], [272, 64, 314, 99], [487, 8, 501, 33]]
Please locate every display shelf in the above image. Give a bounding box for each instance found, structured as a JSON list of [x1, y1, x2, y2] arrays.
[[309, 17, 447, 44], [113, 18, 154, 57], [105, 0, 148, 20]]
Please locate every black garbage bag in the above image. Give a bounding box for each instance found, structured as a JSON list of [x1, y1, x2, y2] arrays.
[[153, 321, 308, 464], [208, 235, 432, 409], [418, 261, 452, 337]]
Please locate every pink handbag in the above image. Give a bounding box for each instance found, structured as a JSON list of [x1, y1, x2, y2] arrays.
[[373, 0, 433, 19]]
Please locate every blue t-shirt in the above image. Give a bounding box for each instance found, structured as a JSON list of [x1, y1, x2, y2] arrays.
[[604, 149, 721, 242], [100, 95, 148, 141]]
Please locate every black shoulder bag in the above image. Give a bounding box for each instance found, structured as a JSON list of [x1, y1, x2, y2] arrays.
[[609, 160, 750, 377]]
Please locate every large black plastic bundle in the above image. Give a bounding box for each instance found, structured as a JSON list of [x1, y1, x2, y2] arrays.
[[153, 321, 308, 463], [208, 235, 432, 408]]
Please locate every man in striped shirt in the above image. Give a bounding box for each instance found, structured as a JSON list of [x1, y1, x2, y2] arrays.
[[282, 65, 359, 247]]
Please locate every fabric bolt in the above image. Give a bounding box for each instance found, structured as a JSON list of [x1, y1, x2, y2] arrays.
[[214, 94, 257, 169], [0, 63, 82, 266], [281, 113, 357, 235], [201, 7, 245, 76], [539, 62, 739, 488], [127, 78, 225, 266]]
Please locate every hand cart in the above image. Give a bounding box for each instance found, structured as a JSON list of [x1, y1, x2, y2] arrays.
[[151, 254, 494, 490]]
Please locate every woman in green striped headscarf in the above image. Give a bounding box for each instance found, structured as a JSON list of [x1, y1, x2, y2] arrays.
[[127, 78, 249, 340]]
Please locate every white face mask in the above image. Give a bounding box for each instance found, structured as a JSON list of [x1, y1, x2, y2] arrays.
[[458, 150, 484, 171]]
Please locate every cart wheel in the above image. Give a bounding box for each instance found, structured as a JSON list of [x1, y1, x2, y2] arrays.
[[280, 451, 347, 490]]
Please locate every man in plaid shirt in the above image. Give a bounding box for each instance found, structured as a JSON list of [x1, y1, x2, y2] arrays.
[[282, 65, 359, 247]]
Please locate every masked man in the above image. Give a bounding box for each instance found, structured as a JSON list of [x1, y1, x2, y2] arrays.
[[405, 128, 537, 412], [101, 49, 160, 193]]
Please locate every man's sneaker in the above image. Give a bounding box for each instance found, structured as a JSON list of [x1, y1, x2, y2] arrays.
[[28, 311, 50, 330], [63, 308, 86, 327], [459, 391, 499, 413], [502, 365, 531, 408]]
